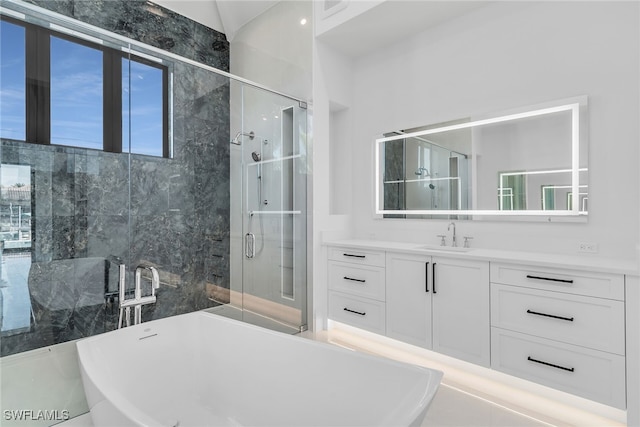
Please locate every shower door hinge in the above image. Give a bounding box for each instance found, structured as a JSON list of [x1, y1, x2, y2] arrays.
[[298, 101, 308, 110]]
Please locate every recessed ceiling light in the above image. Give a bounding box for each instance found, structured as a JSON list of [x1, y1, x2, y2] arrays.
[[300, 18, 307, 26]]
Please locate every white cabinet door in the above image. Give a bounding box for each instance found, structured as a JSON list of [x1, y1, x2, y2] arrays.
[[386, 252, 432, 348], [432, 257, 490, 367]]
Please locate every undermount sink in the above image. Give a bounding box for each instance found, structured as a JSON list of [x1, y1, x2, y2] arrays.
[[415, 244, 474, 253]]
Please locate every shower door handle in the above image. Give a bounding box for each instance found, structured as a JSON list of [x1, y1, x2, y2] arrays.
[[245, 233, 256, 258]]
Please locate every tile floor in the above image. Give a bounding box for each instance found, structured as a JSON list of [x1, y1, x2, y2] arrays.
[[422, 384, 551, 427]]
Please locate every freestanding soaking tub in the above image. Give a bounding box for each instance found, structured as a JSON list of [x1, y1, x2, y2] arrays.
[[77, 311, 442, 426]]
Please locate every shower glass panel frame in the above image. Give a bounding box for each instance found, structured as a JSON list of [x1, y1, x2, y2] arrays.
[[228, 81, 308, 334]]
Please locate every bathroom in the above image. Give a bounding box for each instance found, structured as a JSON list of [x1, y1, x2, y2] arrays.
[[1, 0, 639, 426]]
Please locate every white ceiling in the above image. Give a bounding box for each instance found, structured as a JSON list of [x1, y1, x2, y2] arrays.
[[153, 0, 279, 40], [316, 1, 492, 57], [154, 1, 491, 51]]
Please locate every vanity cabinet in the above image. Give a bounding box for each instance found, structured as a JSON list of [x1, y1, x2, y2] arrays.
[[326, 242, 634, 414], [490, 263, 626, 409], [385, 253, 432, 347], [385, 253, 490, 367], [327, 247, 386, 334]]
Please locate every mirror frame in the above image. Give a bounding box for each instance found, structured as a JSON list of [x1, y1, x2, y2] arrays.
[[374, 97, 588, 218]]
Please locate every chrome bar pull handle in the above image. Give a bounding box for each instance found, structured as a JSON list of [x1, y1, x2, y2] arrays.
[[245, 233, 256, 258]]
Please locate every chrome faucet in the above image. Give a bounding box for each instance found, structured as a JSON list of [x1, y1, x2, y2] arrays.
[[118, 264, 160, 328], [133, 265, 160, 325], [448, 222, 457, 247]]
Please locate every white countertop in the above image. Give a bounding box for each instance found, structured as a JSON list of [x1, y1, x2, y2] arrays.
[[324, 239, 639, 275]]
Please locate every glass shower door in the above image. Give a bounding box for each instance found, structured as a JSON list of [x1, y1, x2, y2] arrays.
[[231, 84, 307, 333]]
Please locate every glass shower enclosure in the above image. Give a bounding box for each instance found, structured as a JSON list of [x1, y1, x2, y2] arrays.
[[0, 0, 308, 361], [220, 83, 308, 333]]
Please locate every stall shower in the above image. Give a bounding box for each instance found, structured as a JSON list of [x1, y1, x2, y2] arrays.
[[0, 0, 308, 360], [219, 83, 308, 333]]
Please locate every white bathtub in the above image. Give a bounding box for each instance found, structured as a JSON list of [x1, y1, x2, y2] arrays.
[[77, 311, 442, 426]]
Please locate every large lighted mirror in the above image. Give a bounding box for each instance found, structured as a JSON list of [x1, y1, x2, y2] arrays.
[[375, 97, 588, 220]]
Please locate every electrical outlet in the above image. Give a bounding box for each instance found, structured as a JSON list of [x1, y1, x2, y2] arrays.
[[578, 242, 598, 253]]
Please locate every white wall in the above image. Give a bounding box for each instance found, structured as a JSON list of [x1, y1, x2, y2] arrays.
[[310, 40, 355, 329], [346, 1, 639, 260], [230, 0, 312, 101]]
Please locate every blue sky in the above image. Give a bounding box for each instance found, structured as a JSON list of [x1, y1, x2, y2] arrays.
[[1, 19, 164, 157], [0, 20, 26, 141]]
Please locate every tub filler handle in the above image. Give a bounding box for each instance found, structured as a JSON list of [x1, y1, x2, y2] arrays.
[[118, 265, 160, 328], [133, 265, 160, 325]]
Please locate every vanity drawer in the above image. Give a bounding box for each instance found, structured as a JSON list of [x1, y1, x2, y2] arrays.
[[491, 284, 625, 355], [490, 263, 624, 300], [491, 328, 626, 409], [328, 261, 385, 302], [328, 291, 385, 335], [328, 246, 386, 268]]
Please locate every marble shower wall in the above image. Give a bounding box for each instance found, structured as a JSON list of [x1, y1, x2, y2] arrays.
[[0, 1, 230, 356]]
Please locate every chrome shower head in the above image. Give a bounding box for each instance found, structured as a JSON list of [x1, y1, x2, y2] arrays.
[[230, 131, 255, 145], [415, 167, 430, 176]]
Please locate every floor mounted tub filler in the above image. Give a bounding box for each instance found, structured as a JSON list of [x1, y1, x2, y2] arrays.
[[77, 311, 442, 426]]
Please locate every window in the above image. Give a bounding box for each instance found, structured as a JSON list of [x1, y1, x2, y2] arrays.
[[0, 20, 26, 141], [123, 57, 168, 157], [0, 16, 169, 158], [50, 35, 104, 150]]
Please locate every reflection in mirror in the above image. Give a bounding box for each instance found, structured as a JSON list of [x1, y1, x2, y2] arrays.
[[498, 169, 588, 212], [383, 127, 471, 219], [376, 98, 588, 219]]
